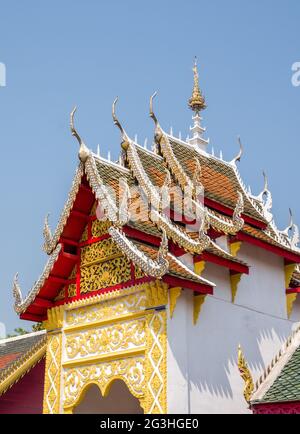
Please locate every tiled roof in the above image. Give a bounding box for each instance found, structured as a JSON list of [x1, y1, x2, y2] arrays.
[[260, 347, 300, 403], [251, 328, 300, 405], [169, 138, 266, 222], [0, 331, 46, 395]]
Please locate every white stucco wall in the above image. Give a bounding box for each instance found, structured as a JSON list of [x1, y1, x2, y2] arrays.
[[167, 242, 299, 414]]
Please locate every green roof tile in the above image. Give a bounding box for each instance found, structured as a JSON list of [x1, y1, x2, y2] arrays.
[[259, 346, 300, 403]]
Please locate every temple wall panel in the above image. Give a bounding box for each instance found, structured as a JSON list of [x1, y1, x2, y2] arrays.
[[235, 243, 286, 318]]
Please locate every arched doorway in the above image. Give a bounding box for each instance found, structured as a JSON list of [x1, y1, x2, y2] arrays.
[[73, 380, 144, 414]]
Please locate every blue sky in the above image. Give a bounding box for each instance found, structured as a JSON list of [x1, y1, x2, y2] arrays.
[[0, 0, 300, 333]]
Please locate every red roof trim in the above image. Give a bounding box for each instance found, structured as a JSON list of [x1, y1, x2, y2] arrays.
[[162, 275, 213, 294], [194, 252, 249, 275], [234, 232, 300, 263]]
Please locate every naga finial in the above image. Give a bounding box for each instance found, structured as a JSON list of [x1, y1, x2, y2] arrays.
[[150, 91, 158, 126], [112, 97, 130, 150], [149, 91, 163, 144], [238, 344, 254, 403], [231, 136, 243, 165], [70, 107, 90, 163], [12, 273, 23, 307], [188, 57, 206, 113], [43, 213, 52, 247], [282, 208, 294, 236], [262, 171, 268, 193]]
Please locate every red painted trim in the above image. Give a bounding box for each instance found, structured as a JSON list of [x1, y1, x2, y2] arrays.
[[71, 210, 89, 221], [162, 275, 213, 294], [60, 238, 79, 247], [194, 252, 249, 275], [252, 401, 300, 414], [33, 298, 54, 309], [169, 208, 196, 226], [287, 287, 300, 294], [123, 226, 161, 247], [55, 276, 155, 307], [79, 233, 111, 247], [75, 248, 81, 299], [234, 232, 300, 263], [204, 197, 267, 229], [20, 313, 46, 322], [47, 276, 68, 285]]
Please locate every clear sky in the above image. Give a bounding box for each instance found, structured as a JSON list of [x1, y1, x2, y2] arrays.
[[0, 0, 300, 334]]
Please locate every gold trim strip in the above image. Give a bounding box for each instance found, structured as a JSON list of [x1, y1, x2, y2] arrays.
[[64, 310, 152, 333], [65, 283, 148, 311], [62, 347, 145, 369]]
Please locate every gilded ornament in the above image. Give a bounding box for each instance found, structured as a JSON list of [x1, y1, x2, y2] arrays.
[[237, 345, 254, 403]]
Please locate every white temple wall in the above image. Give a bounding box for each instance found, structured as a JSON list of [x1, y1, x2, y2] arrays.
[[167, 242, 299, 414], [235, 243, 287, 318]]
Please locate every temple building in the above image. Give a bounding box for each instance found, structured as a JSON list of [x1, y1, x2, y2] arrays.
[[1, 59, 300, 414]]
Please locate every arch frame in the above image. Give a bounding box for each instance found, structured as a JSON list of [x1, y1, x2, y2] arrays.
[[43, 281, 168, 414]]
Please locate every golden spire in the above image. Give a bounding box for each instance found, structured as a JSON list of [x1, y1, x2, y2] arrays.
[[188, 57, 206, 113]]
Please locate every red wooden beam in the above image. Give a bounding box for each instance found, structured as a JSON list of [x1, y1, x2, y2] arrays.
[[195, 252, 249, 275], [60, 238, 79, 247], [33, 297, 54, 309], [162, 275, 213, 295], [234, 232, 300, 264], [286, 288, 300, 294], [71, 210, 89, 221], [204, 197, 267, 230], [47, 276, 68, 285], [123, 226, 161, 247], [20, 313, 46, 322]]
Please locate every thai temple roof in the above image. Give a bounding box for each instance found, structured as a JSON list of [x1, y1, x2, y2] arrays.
[[251, 326, 300, 405], [11, 60, 300, 323], [0, 331, 46, 395]]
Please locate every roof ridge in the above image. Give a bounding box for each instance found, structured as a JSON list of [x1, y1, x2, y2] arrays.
[[0, 329, 46, 345], [0, 334, 46, 395], [251, 324, 300, 402]]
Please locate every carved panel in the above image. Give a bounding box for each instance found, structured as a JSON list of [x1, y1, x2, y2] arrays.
[[43, 333, 62, 414], [80, 256, 131, 293], [63, 357, 145, 410], [91, 220, 111, 238], [65, 290, 146, 327], [65, 319, 146, 361], [81, 238, 121, 266]]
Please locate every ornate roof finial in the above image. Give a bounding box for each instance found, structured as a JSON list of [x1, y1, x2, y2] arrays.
[[70, 107, 90, 163], [230, 136, 243, 165], [188, 57, 206, 113], [43, 213, 52, 249], [112, 97, 130, 151]]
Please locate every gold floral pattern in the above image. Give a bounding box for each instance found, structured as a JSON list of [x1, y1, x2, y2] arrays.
[[65, 319, 146, 360], [63, 357, 145, 409], [81, 238, 121, 266], [65, 290, 146, 326], [80, 256, 131, 294], [68, 284, 77, 298], [91, 220, 112, 238]]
